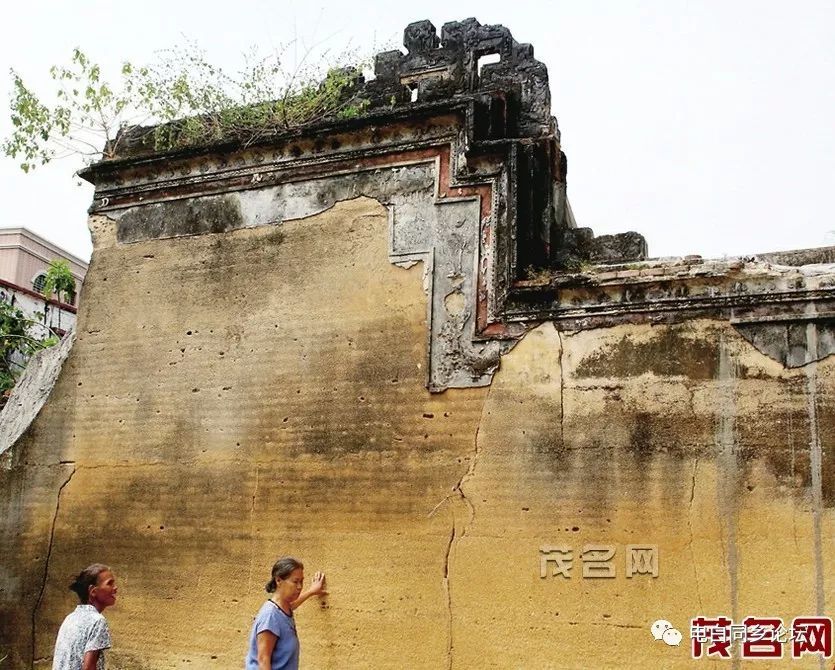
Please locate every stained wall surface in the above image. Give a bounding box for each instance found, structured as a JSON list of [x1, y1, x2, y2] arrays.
[[1, 196, 832, 669]]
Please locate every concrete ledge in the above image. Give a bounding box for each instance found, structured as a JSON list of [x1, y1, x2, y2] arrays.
[[0, 330, 75, 463]]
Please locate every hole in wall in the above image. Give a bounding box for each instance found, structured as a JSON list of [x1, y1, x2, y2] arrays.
[[477, 53, 501, 75]]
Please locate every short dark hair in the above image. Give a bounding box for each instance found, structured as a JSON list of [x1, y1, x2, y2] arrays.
[[69, 564, 111, 603], [265, 557, 303, 593]]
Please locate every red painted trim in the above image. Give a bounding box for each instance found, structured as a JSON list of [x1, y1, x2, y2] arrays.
[[0, 277, 78, 313], [320, 143, 498, 334], [371, 145, 497, 335]]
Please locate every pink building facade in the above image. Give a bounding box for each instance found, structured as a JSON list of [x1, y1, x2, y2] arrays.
[[0, 227, 88, 335]]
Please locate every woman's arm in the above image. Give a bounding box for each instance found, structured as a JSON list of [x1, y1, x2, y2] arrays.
[[291, 571, 327, 610], [256, 630, 278, 670], [81, 650, 100, 670]]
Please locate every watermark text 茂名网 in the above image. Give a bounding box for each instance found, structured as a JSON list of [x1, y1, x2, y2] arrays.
[[539, 544, 658, 579], [690, 616, 833, 660]]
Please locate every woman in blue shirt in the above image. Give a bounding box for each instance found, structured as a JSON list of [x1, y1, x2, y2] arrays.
[[245, 556, 326, 670]]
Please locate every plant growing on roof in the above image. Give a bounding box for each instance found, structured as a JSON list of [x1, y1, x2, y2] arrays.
[[2, 42, 371, 171]]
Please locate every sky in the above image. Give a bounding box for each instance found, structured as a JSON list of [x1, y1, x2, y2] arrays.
[[1, 0, 834, 262]]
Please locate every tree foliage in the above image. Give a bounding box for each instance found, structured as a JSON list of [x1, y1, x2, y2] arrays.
[[0, 299, 58, 407], [1, 261, 69, 404], [43, 259, 76, 305], [3, 43, 370, 171], [42, 259, 76, 333]]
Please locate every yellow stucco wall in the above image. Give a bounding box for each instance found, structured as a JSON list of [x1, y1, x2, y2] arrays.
[[1, 197, 832, 669]]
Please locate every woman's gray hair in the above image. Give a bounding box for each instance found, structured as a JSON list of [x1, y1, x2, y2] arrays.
[[265, 556, 304, 593]]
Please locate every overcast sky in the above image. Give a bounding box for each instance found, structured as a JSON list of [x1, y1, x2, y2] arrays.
[[1, 0, 834, 262]]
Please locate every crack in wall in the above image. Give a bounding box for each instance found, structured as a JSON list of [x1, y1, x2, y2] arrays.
[[785, 387, 802, 564], [246, 464, 260, 594], [456, 387, 490, 539], [685, 383, 697, 416], [715, 334, 740, 669], [687, 457, 704, 610], [442, 513, 456, 670], [31, 462, 76, 665], [556, 330, 565, 447], [437, 383, 493, 670], [804, 324, 826, 668]]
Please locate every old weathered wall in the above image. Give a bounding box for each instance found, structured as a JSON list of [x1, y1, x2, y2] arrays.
[[3, 16, 832, 669], [2, 198, 487, 668], [1, 192, 832, 669], [450, 322, 834, 668]]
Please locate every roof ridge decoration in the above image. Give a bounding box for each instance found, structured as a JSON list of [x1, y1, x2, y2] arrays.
[[367, 18, 553, 138]]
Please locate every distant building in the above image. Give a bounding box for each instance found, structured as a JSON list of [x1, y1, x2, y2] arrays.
[[0, 227, 88, 336]]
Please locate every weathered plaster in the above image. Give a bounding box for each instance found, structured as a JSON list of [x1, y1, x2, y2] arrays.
[[2, 17, 834, 670], [3, 203, 834, 670], [2, 199, 497, 668], [108, 162, 512, 391], [438, 321, 834, 668]]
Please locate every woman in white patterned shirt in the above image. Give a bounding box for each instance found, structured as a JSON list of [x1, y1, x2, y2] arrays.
[[51, 564, 118, 670]]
